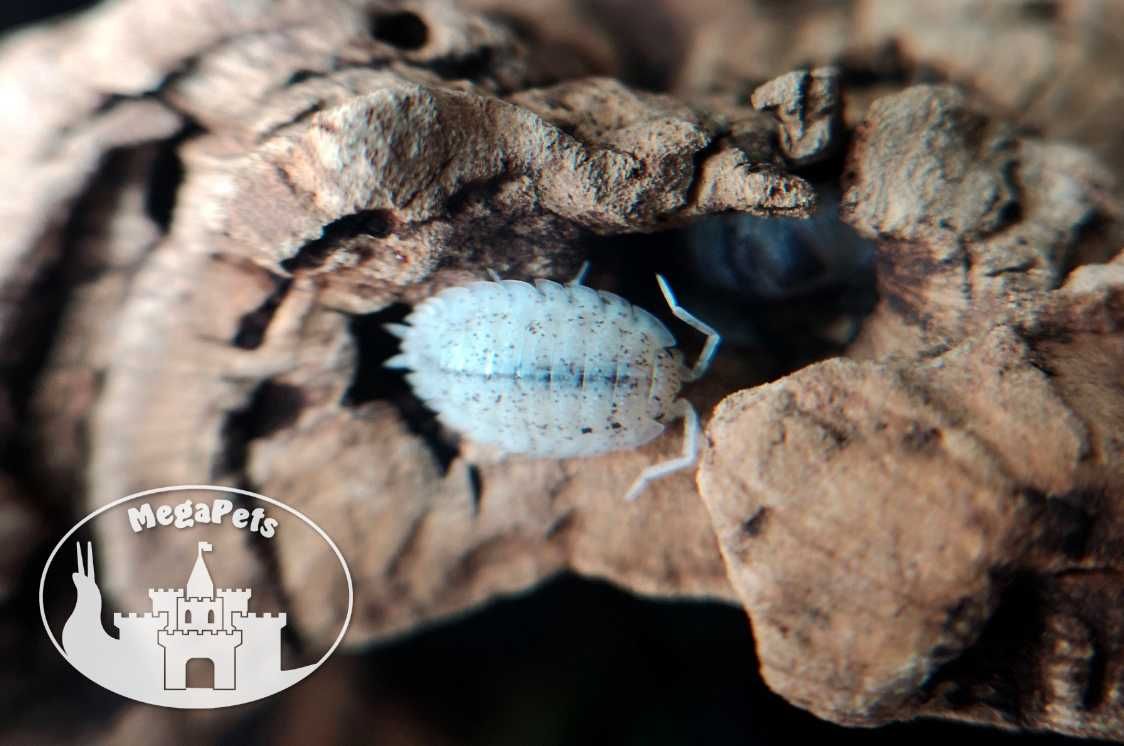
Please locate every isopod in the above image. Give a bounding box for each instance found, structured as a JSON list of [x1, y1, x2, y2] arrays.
[[384, 265, 720, 501]]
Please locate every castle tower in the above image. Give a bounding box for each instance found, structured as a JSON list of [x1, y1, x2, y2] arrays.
[[177, 596, 224, 630], [156, 541, 241, 689], [217, 588, 251, 629], [142, 541, 291, 693], [113, 611, 168, 648], [232, 613, 288, 679], [186, 541, 215, 598], [177, 541, 224, 631], [113, 611, 170, 692], [148, 588, 183, 620]]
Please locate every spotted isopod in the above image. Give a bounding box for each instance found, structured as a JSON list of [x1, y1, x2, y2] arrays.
[[384, 265, 721, 501]]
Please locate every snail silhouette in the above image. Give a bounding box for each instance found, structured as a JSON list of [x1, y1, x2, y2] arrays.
[[61, 542, 138, 694]]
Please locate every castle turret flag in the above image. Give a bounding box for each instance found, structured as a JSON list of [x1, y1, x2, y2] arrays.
[[186, 541, 216, 599]]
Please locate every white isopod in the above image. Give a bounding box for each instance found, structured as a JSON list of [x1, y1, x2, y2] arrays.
[[384, 265, 720, 501]]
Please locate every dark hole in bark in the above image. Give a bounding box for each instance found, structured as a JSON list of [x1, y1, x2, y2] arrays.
[[281, 210, 392, 273], [467, 464, 483, 515], [741, 508, 768, 537], [143, 124, 198, 231], [1061, 210, 1119, 279], [285, 69, 318, 86], [423, 47, 494, 81], [1021, 488, 1098, 560], [369, 11, 429, 50], [924, 573, 1044, 721], [232, 275, 291, 350], [344, 306, 459, 474], [995, 196, 1024, 231], [217, 380, 306, 477], [591, 183, 878, 387]]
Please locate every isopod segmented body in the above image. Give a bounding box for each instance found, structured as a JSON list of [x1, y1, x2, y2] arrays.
[[385, 266, 720, 500]]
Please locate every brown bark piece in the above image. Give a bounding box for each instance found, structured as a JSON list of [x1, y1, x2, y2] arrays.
[[700, 347, 1036, 724], [841, 84, 1119, 360], [751, 67, 842, 167], [564, 0, 1124, 189], [854, 0, 1124, 190], [698, 277, 1124, 737], [248, 399, 736, 645], [842, 86, 1020, 244], [217, 72, 812, 314]]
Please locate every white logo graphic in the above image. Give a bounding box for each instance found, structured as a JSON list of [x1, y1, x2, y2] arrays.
[[40, 486, 353, 709]]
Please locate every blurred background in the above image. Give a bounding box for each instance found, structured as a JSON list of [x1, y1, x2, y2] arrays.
[[1, 1, 1120, 744]]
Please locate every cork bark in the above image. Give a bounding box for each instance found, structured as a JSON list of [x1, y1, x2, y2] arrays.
[[3, 0, 1123, 742]]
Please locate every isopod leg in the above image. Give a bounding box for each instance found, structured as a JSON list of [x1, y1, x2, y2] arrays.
[[623, 399, 699, 502], [655, 275, 721, 382], [568, 261, 591, 286], [486, 268, 503, 282]]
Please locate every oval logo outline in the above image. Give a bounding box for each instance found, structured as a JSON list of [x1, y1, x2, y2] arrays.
[[38, 484, 353, 709]]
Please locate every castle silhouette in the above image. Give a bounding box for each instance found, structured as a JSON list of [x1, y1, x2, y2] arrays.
[[62, 540, 314, 707], [114, 541, 286, 690]]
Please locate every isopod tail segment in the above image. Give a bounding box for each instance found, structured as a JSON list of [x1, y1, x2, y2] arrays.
[[623, 276, 721, 502]]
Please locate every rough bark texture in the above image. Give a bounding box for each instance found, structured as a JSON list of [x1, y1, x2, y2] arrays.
[[700, 276, 1124, 734], [3, 0, 1124, 742], [751, 66, 842, 167], [841, 85, 1119, 361]]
